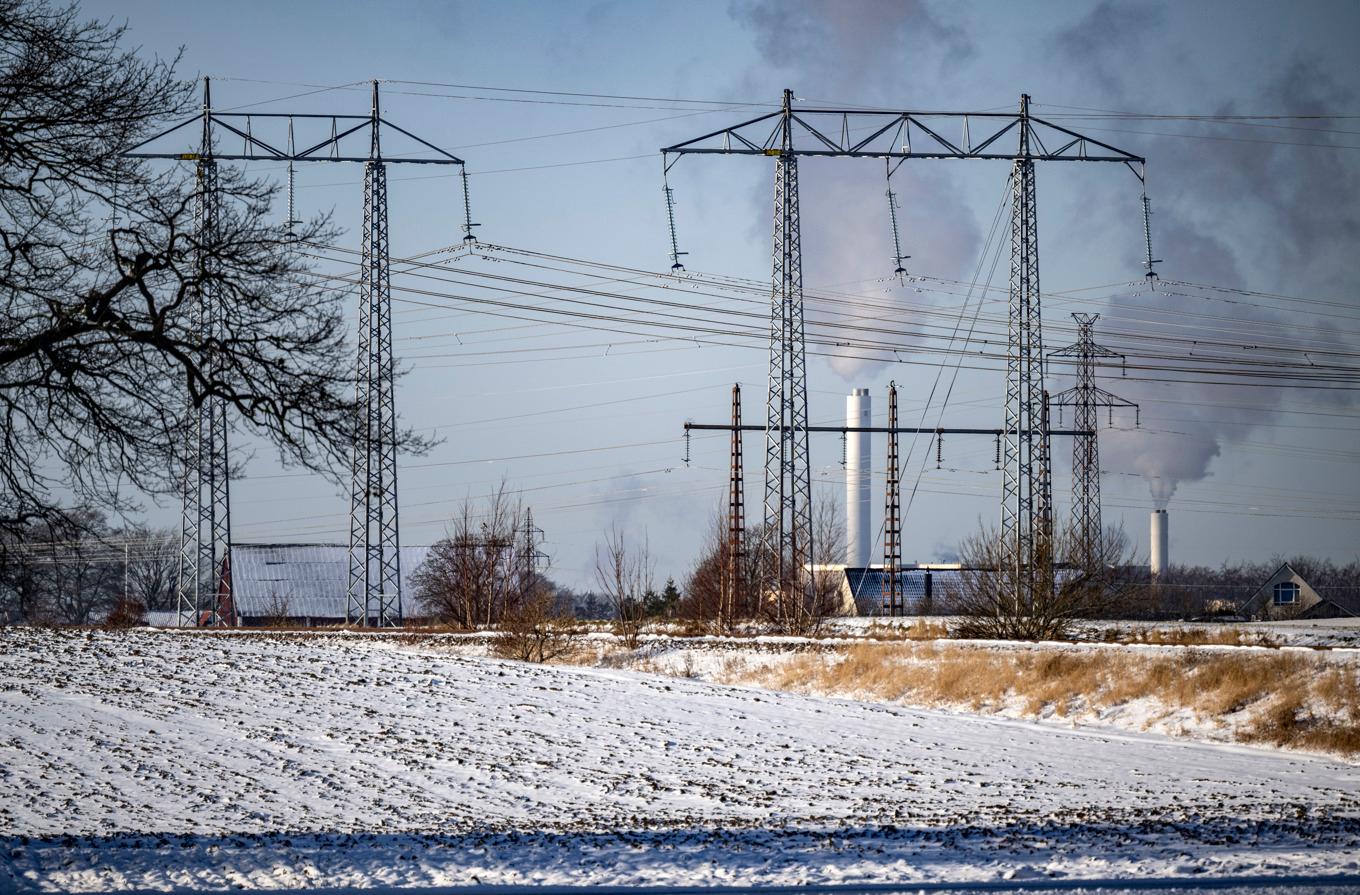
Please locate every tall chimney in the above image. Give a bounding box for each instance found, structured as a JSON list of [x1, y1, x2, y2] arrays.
[[1150, 509, 1168, 578], [846, 388, 872, 568]]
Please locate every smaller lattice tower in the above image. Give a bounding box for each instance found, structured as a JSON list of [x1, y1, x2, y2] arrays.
[[882, 382, 904, 616], [1049, 312, 1138, 566], [723, 383, 746, 628]]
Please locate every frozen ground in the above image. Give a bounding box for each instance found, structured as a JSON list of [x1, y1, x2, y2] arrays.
[[2, 628, 1359, 892]]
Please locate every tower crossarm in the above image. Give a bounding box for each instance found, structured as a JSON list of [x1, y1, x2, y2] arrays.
[[1049, 385, 1138, 410], [1049, 342, 1123, 360], [662, 106, 1144, 168], [125, 110, 464, 165]]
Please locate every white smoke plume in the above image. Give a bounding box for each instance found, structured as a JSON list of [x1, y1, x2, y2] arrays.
[[731, 0, 983, 382], [1050, 3, 1360, 507]]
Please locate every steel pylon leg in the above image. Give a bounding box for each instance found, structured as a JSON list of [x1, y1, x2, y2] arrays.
[[760, 140, 814, 623], [177, 158, 232, 628], [1000, 95, 1053, 612], [347, 151, 403, 628]]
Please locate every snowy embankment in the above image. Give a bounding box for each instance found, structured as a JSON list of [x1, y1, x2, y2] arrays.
[[2, 628, 1360, 891], [564, 635, 1360, 758]]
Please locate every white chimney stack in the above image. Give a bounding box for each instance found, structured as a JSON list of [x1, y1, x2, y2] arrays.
[[1150, 509, 1169, 578], [846, 388, 872, 568]]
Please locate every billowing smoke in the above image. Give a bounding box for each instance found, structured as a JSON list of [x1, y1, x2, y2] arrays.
[[1048, 4, 1360, 506], [731, 1, 1360, 506], [731, 0, 981, 382], [798, 164, 983, 381]]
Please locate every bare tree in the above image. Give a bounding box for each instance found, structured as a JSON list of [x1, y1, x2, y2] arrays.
[[413, 483, 528, 629], [4, 509, 122, 624], [760, 498, 847, 635], [681, 515, 763, 632], [595, 525, 653, 648], [121, 525, 178, 611], [492, 588, 579, 663], [0, 1, 430, 543], [949, 523, 1134, 641]]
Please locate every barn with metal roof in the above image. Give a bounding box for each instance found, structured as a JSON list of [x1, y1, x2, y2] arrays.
[[226, 544, 432, 625]]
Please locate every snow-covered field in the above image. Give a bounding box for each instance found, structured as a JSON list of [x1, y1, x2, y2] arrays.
[[2, 628, 1359, 891]]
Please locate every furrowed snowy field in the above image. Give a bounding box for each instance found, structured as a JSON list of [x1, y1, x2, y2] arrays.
[[2, 628, 1360, 892]]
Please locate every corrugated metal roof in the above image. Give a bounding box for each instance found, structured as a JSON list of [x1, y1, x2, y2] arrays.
[[228, 544, 431, 619], [845, 568, 960, 614]]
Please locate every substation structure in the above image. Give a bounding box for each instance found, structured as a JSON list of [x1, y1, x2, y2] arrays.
[[125, 79, 471, 628], [663, 90, 1157, 611], [685, 393, 1093, 618]]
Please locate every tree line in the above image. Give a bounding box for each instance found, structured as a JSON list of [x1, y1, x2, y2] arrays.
[[0, 512, 176, 624]]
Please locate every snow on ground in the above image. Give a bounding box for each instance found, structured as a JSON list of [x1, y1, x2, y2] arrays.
[[2, 628, 1359, 891]]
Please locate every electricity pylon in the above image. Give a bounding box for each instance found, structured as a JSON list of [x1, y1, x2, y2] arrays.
[[175, 79, 232, 627], [1003, 95, 1051, 608], [663, 90, 1155, 614], [882, 382, 903, 616], [723, 383, 746, 628], [347, 81, 403, 626], [124, 79, 468, 628], [1049, 313, 1138, 567]]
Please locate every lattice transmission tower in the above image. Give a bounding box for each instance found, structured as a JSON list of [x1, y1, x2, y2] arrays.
[[176, 79, 232, 627], [347, 81, 402, 625], [1000, 95, 1054, 607], [662, 90, 1156, 616], [125, 79, 469, 628], [1049, 313, 1138, 566]]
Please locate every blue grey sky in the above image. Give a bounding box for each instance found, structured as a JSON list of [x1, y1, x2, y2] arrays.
[[93, 0, 1360, 589]]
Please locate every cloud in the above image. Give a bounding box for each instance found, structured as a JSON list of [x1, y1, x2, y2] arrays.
[[731, 0, 971, 98], [1050, 0, 1165, 97]]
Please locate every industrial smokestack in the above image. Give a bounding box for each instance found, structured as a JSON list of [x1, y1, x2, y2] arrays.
[[846, 388, 872, 568], [1150, 510, 1169, 578]]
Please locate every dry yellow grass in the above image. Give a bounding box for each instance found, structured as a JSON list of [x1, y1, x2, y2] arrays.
[[1097, 625, 1281, 648], [719, 642, 1360, 757]]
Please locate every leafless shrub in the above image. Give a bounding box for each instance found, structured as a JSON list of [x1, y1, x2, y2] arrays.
[[949, 523, 1134, 641], [261, 593, 292, 628], [104, 597, 146, 628], [680, 515, 762, 634], [493, 590, 580, 663], [595, 525, 653, 649], [414, 483, 534, 629], [759, 498, 847, 636]]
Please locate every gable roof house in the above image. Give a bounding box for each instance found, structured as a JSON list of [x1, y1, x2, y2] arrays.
[[1239, 562, 1358, 621]]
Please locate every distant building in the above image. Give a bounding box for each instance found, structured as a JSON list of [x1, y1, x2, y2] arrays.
[[1239, 562, 1357, 621], [223, 543, 432, 626], [830, 564, 965, 616]]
